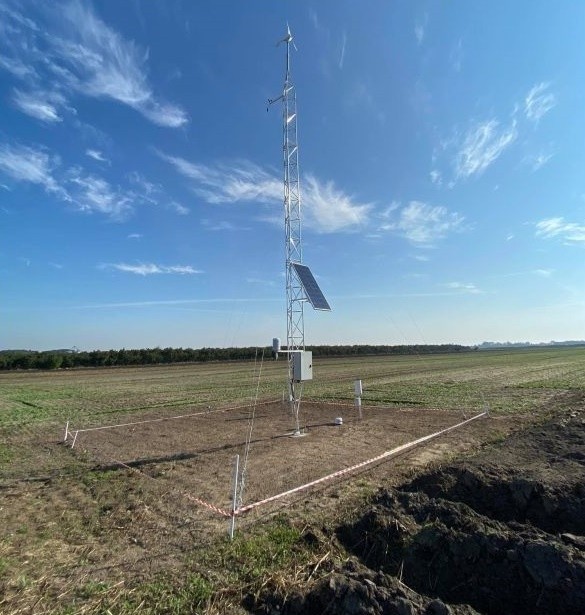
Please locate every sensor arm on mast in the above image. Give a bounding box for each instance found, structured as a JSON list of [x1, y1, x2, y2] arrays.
[[266, 95, 282, 112]]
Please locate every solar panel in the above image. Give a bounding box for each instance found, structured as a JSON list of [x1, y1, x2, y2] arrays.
[[291, 263, 331, 311]]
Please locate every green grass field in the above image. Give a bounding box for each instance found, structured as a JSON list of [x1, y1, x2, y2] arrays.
[[1, 347, 584, 614], [1, 347, 584, 476], [1, 347, 583, 430]]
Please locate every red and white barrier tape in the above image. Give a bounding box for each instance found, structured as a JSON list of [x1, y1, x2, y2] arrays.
[[74, 409, 487, 521], [235, 411, 487, 515], [183, 493, 232, 518], [107, 457, 232, 518]]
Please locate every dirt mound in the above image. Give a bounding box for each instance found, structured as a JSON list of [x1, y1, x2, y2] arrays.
[[281, 560, 481, 615], [338, 489, 585, 615], [403, 417, 585, 535], [264, 412, 585, 615]]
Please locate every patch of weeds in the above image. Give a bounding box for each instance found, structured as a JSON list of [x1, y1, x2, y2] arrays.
[[54, 573, 213, 615], [123, 573, 214, 615], [487, 431, 509, 446], [223, 517, 303, 579], [354, 478, 376, 498], [76, 580, 109, 600], [82, 469, 118, 486], [202, 517, 333, 612], [0, 443, 14, 465], [37, 528, 52, 540], [0, 557, 10, 578]]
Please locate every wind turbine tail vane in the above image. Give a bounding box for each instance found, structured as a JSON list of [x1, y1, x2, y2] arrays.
[[276, 24, 297, 50]]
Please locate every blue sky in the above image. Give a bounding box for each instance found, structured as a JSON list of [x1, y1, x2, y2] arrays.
[[1, 1, 584, 351]]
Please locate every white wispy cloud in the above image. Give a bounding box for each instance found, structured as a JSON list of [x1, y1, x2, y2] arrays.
[[158, 153, 281, 204], [12, 89, 65, 122], [450, 40, 463, 72], [201, 219, 250, 232], [525, 82, 556, 123], [168, 201, 189, 215], [101, 263, 202, 276], [72, 297, 273, 309], [535, 217, 585, 243], [437, 83, 552, 184], [246, 277, 276, 287], [339, 31, 347, 69], [0, 142, 66, 197], [0, 139, 181, 220], [68, 170, 133, 218], [380, 201, 465, 246], [0, 3, 39, 32], [127, 233, 142, 239], [127, 172, 160, 203], [430, 169, 442, 186], [159, 153, 371, 233], [444, 281, 483, 294], [534, 268, 554, 277], [127, 171, 189, 215], [309, 9, 320, 31], [523, 151, 554, 172], [304, 175, 371, 232], [85, 149, 109, 163], [0, 55, 36, 79], [454, 119, 517, 179], [0, 1, 187, 128], [57, 1, 188, 127], [415, 13, 428, 45], [491, 268, 555, 279]]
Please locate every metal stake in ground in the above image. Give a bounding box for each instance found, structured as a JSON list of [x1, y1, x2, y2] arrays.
[[229, 454, 240, 540], [355, 380, 363, 420]]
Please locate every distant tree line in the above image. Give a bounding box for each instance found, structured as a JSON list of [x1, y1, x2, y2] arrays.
[[478, 340, 585, 349], [0, 344, 471, 371]]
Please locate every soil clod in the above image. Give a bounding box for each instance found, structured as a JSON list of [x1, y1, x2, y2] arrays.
[[270, 413, 585, 615]]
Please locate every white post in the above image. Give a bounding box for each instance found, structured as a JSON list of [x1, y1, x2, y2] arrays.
[[229, 454, 240, 540], [63, 421, 69, 442], [480, 392, 491, 417], [71, 430, 79, 449], [354, 380, 363, 420]]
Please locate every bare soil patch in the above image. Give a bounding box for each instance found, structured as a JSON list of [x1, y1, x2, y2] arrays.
[[277, 392, 585, 615], [75, 401, 496, 514], [1, 398, 523, 613]]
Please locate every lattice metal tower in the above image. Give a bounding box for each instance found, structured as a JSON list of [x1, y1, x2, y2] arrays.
[[269, 26, 305, 432], [270, 26, 330, 436]]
